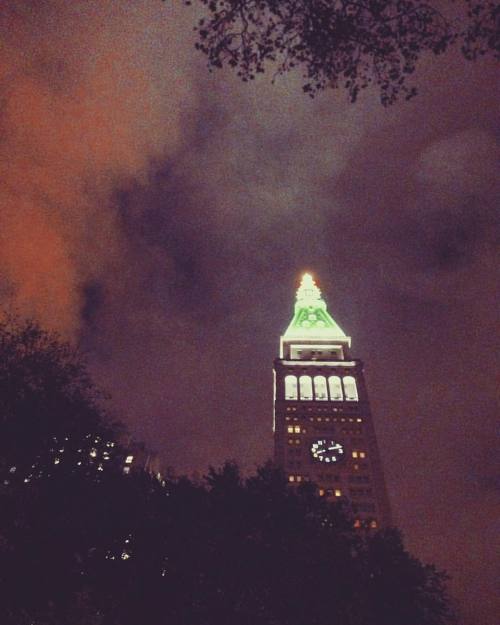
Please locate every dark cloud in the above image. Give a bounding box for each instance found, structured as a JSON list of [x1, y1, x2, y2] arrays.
[[0, 1, 498, 623]]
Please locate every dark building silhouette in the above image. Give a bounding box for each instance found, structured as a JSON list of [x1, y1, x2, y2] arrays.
[[273, 274, 391, 528]]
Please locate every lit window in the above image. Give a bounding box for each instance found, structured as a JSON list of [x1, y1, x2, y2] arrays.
[[359, 451, 366, 459], [285, 375, 298, 400], [328, 376, 343, 401], [354, 519, 361, 528], [343, 376, 358, 401], [319, 488, 325, 496], [352, 451, 358, 458], [370, 520, 378, 529], [288, 475, 295, 482], [123, 466, 131, 475], [299, 375, 313, 400], [125, 455, 134, 464], [287, 426, 294, 433], [294, 425, 301, 433], [314, 376, 328, 401], [334, 489, 342, 497], [90, 448, 97, 458], [296, 476, 302, 483]]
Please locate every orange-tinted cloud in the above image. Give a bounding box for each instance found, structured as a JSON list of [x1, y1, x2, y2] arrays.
[[0, 0, 194, 335]]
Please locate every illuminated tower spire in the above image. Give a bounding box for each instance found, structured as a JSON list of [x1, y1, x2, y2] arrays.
[[273, 273, 391, 529], [280, 273, 350, 360], [297, 273, 322, 303], [283, 273, 348, 342]]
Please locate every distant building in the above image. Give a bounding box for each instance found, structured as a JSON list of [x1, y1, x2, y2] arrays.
[[273, 274, 391, 529], [120, 437, 162, 477]]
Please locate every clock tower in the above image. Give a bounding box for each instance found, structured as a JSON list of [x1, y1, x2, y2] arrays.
[[273, 274, 391, 529]]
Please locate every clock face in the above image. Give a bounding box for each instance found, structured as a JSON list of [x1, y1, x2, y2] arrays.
[[310, 439, 345, 464]]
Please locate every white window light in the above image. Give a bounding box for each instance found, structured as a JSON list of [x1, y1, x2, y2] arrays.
[[343, 376, 359, 401], [284, 375, 298, 400], [125, 455, 134, 464], [299, 375, 313, 400], [314, 375, 328, 401], [328, 376, 343, 401]]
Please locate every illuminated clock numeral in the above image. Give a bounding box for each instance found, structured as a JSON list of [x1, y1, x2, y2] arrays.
[[310, 439, 345, 464]]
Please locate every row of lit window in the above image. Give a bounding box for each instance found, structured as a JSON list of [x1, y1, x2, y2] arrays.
[[286, 406, 359, 414], [285, 415, 363, 424], [285, 375, 358, 401], [318, 488, 342, 497], [307, 416, 362, 423], [288, 475, 308, 483], [287, 427, 364, 441], [286, 481, 379, 525], [354, 519, 378, 529]]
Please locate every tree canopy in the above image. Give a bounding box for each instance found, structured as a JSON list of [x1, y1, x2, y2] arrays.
[[0, 317, 455, 624], [186, 0, 499, 104]]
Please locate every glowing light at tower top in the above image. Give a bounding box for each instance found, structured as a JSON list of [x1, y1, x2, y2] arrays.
[[282, 272, 349, 343], [296, 273, 323, 305]]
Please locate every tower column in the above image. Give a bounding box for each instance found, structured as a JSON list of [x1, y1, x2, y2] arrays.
[[273, 274, 391, 529]]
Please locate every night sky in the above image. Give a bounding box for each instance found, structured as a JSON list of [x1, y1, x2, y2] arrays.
[[0, 1, 498, 623]]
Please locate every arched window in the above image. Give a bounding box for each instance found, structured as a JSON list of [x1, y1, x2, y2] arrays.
[[343, 376, 359, 401], [314, 376, 328, 401], [284, 375, 298, 400], [328, 376, 343, 401], [299, 375, 313, 400]]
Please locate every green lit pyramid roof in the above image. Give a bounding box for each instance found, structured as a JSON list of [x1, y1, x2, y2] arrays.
[[283, 273, 348, 340]]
